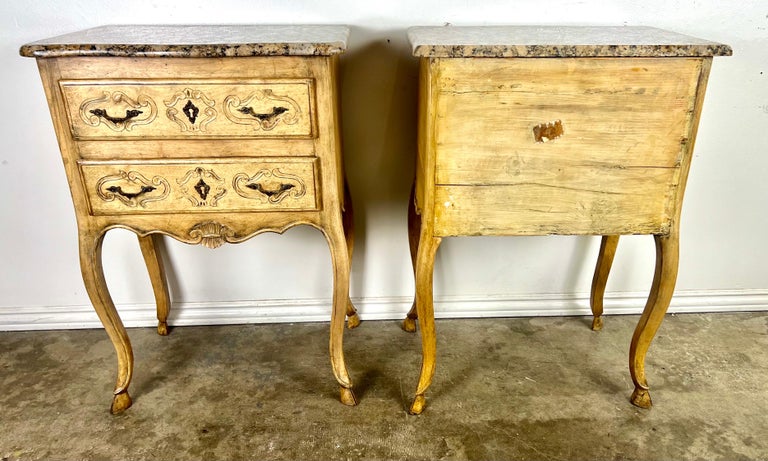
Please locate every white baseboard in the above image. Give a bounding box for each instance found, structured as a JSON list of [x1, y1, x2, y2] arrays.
[[1, 289, 767, 331]]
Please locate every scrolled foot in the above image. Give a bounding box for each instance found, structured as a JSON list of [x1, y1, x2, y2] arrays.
[[340, 387, 358, 406], [346, 313, 361, 330], [630, 387, 652, 409], [402, 317, 417, 333], [409, 394, 426, 415], [110, 391, 132, 414], [157, 321, 169, 336], [591, 316, 603, 331]]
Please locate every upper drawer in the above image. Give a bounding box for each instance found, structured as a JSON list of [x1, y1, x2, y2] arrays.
[[60, 79, 315, 139]]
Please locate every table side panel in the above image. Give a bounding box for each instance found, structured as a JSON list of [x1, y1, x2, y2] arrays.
[[432, 57, 701, 236]]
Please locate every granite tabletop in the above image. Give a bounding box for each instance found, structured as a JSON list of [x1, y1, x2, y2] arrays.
[[20, 25, 349, 58], [408, 26, 732, 58]]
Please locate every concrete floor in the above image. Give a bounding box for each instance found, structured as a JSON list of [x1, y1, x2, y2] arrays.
[[1, 312, 767, 460]]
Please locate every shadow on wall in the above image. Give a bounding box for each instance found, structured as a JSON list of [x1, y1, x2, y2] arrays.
[[338, 27, 419, 294], [339, 27, 419, 212], [336, 29, 604, 298]]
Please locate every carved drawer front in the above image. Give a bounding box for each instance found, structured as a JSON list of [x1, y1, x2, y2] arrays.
[[79, 158, 319, 215], [60, 79, 314, 139], [431, 57, 702, 236]]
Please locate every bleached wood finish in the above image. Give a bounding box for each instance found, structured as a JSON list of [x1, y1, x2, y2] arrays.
[[23, 26, 359, 414], [405, 26, 726, 415], [433, 58, 700, 237]]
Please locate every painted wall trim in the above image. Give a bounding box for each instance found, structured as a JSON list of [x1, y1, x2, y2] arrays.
[[1, 289, 766, 331]]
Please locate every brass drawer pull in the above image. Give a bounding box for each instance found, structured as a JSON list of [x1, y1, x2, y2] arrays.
[[95, 170, 170, 208], [105, 185, 155, 199], [238, 106, 289, 121], [233, 168, 307, 204], [89, 108, 143, 124], [246, 182, 294, 197]]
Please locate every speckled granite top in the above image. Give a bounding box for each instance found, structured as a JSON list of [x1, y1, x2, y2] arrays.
[[20, 25, 349, 58], [408, 26, 731, 58]]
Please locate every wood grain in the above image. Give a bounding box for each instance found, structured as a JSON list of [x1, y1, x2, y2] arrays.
[[433, 180, 670, 236], [431, 57, 701, 237]]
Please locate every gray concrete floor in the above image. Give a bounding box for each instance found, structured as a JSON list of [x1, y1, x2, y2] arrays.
[[1, 312, 767, 460]]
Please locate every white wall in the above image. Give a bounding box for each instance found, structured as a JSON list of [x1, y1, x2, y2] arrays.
[[1, 0, 767, 329]]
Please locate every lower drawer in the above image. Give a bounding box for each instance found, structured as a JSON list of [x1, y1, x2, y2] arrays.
[[79, 158, 318, 215]]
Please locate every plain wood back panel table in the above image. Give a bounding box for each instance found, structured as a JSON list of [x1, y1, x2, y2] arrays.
[[402, 26, 731, 414], [20, 25, 360, 414]]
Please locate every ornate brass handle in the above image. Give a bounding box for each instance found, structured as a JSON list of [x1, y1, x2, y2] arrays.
[[237, 106, 289, 121], [245, 182, 294, 197], [105, 185, 156, 199], [90, 108, 143, 124]]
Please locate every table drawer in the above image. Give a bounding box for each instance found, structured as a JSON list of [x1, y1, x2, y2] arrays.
[[80, 158, 319, 215], [61, 79, 314, 139]]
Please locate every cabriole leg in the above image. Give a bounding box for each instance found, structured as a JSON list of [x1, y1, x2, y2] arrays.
[[590, 235, 619, 331], [409, 235, 441, 415], [324, 223, 357, 406], [79, 229, 134, 414], [403, 182, 421, 333], [342, 181, 360, 329], [137, 234, 171, 336], [629, 233, 679, 408]]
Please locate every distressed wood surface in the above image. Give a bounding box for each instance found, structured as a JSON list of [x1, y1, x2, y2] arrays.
[[432, 57, 701, 236], [433, 182, 669, 236]]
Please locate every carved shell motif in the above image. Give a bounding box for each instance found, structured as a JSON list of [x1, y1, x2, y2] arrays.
[[223, 89, 301, 131], [188, 221, 236, 249]]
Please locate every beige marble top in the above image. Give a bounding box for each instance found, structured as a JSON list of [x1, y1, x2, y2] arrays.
[[408, 26, 732, 58], [20, 25, 349, 58]]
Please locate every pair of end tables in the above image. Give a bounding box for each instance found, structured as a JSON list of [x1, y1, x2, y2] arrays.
[[20, 25, 730, 415]]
